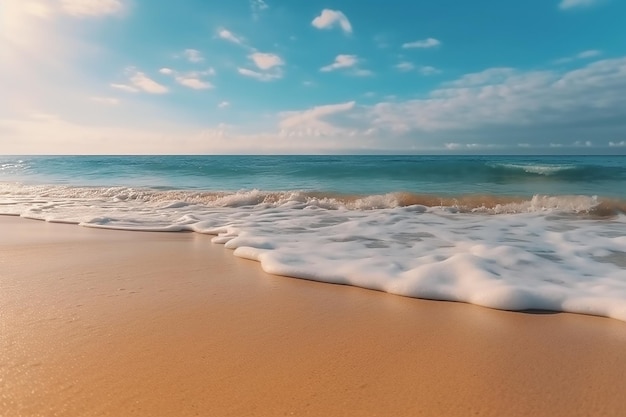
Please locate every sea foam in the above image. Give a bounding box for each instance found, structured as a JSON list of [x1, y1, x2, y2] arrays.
[[1, 182, 625, 322]]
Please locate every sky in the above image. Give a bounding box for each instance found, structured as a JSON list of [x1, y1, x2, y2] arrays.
[[1, 0, 625, 155]]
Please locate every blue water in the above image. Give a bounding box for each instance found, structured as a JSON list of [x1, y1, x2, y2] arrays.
[[1, 155, 625, 199], [1, 154, 626, 321]]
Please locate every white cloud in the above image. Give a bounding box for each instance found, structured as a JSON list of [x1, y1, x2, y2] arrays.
[[311, 9, 352, 34], [175, 76, 213, 90], [159, 68, 215, 90], [367, 58, 626, 141], [419, 66, 441, 76], [238, 53, 284, 81], [60, 0, 125, 17], [5, 54, 626, 157], [217, 29, 244, 45], [279, 101, 356, 136], [559, 0, 601, 9], [218, 101, 230, 109], [237, 68, 282, 82], [130, 72, 168, 94], [395, 62, 415, 72], [446, 67, 516, 87], [113, 70, 168, 94], [110, 83, 139, 93], [238, 56, 626, 152], [402, 38, 441, 49], [319, 55, 371, 76], [445, 143, 486, 150], [395, 62, 440, 75], [249, 52, 284, 70], [555, 50, 603, 64], [320, 55, 358, 72], [577, 50, 602, 59], [183, 49, 203, 63]]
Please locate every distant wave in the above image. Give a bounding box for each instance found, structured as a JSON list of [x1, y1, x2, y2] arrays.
[[484, 161, 625, 183], [487, 162, 576, 176]]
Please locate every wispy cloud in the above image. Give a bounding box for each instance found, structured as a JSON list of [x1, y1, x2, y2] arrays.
[[320, 55, 372, 76], [110, 83, 139, 93], [395, 62, 415, 72], [250, 0, 268, 19], [279, 101, 356, 136], [217, 28, 244, 45], [218, 101, 230, 109], [175, 76, 213, 90], [554, 49, 602, 64], [419, 66, 441, 75], [446, 67, 516, 87], [578, 50, 602, 59], [238, 52, 284, 81], [237, 68, 282, 82], [445, 143, 488, 150], [112, 69, 168, 94], [320, 55, 358, 72], [559, 0, 602, 10], [311, 9, 352, 34], [183, 49, 203, 63], [402, 38, 441, 49], [396, 62, 440, 75], [60, 0, 125, 17], [129, 71, 168, 94], [159, 68, 215, 90]]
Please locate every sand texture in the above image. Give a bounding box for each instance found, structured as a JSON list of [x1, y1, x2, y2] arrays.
[[1, 215, 626, 417]]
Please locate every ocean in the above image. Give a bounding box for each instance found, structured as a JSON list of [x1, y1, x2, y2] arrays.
[[1, 155, 625, 321]]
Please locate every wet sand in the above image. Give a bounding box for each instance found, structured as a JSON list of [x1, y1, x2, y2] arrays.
[[1, 215, 625, 417]]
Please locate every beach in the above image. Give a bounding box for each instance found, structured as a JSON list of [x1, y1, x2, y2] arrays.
[[1, 215, 625, 416]]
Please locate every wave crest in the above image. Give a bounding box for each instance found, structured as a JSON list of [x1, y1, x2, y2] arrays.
[[2, 183, 625, 216]]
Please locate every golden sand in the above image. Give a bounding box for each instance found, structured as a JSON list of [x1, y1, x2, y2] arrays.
[[1, 216, 625, 416]]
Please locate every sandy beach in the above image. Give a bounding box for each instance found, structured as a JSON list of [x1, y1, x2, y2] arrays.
[[1, 215, 625, 417]]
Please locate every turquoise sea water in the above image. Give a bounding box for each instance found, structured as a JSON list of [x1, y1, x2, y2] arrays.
[[1, 155, 625, 322], [2, 155, 625, 198]]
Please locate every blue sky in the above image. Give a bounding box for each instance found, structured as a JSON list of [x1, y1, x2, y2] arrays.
[[1, 0, 625, 154]]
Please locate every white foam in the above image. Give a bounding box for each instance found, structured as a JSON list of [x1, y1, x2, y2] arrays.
[[491, 162, 576, 175], [1, 182, 625, 322]]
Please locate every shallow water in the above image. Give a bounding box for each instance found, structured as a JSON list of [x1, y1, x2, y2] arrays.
[[1, 155, 625, 321]]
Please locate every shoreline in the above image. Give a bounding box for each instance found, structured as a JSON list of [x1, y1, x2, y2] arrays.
[[1, 215, 626, 416]]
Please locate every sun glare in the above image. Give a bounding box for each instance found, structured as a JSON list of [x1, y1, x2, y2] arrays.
[[1, 1, 54, 47]]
